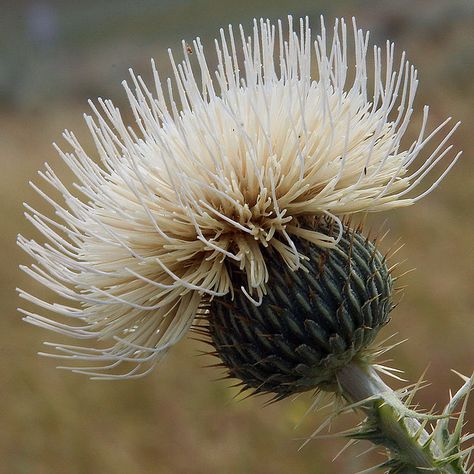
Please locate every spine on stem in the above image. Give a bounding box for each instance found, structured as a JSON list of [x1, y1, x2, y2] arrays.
[[203, 220, 473, 472], [337, 361, 473, 473]]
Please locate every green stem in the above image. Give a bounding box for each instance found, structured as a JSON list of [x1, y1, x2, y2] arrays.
[[337, 362, 463, 473]]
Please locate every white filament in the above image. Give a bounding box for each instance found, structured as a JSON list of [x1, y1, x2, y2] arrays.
[[18, 16, 460, 379]]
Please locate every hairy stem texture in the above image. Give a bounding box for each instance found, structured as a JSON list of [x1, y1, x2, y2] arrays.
[[337, 362, 465, 473]]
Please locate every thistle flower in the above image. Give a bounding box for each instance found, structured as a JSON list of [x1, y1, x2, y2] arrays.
[[18, 16, 460, 381]]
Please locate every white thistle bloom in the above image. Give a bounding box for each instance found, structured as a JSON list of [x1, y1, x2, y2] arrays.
[[18, 17, 460, 379]]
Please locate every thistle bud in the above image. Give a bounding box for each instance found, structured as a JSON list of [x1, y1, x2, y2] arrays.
[[208, 220, 393, 399]]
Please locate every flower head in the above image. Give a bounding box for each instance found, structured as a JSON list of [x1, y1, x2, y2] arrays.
[[18, 17, 460, 379]]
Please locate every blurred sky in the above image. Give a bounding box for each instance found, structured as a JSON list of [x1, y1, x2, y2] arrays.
[[0, 1, 473, 473]]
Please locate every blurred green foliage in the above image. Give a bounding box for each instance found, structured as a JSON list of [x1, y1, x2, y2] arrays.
[[0, 1, 473, 473]]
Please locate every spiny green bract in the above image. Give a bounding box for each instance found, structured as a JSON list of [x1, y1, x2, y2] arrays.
[[207, 219, 394, 399]]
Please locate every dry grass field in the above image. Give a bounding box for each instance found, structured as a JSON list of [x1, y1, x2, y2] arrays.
[[1, 1, 473, 473]]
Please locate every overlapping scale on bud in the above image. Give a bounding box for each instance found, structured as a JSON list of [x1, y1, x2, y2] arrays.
[[207, 220, 393, 399], [18, 16, 460, 380]]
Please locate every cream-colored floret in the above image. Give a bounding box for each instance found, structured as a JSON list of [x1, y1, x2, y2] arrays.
[[18, 17, 460, 379]]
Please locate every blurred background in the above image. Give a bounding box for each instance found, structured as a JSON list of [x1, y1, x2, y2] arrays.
[[1, 0, 473, 473]]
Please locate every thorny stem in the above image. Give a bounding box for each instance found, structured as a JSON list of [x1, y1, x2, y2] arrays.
[[337, 362, 463, 473]]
